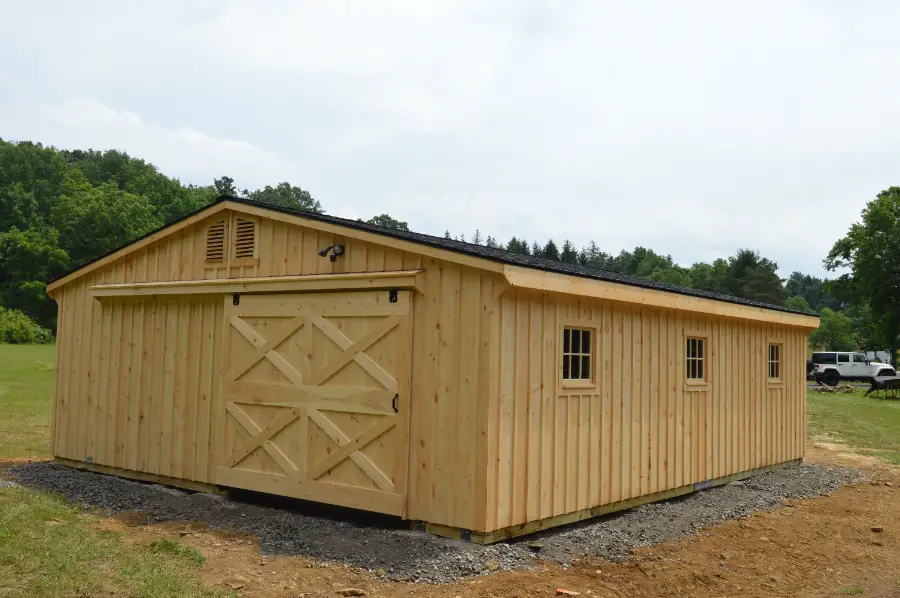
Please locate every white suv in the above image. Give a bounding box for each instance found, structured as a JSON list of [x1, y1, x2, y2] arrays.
[[812, 352, 896, 386]]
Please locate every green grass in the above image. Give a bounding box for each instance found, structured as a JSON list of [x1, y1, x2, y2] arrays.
[[149, 539, 207, 567], [0, 345, 230, 597], [839, 587, 865, 595], [0, 344, 56, 460], [807, 388, 900, 465], [0, 486, 231, 598]]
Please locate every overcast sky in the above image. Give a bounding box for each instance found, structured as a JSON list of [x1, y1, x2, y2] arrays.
[[2, 1, 897, 277]]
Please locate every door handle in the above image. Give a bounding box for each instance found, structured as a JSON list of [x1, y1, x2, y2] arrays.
[[392, 394, 399, 413]]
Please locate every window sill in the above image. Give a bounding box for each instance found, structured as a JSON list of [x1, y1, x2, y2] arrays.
[[684, 380, 710, 391], [767, 380, 785, 388], [560, 382, 597, 394]]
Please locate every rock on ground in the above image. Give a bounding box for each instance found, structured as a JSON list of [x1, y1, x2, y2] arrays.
[[9, 462, 866, 584]]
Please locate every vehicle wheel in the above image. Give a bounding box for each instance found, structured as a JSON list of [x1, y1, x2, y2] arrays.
[[823, 370, 840, 387]]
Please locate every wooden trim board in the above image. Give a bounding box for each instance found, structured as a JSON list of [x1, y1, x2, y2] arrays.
[[89, 270, 425, 298], [418, 459, 803, 544], [46, 202, 232, 295], [504, 266, 820, 328], [55, 458, 224, 495]]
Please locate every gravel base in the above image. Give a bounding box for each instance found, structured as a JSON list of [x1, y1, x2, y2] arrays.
[[9, 462, 866, 584], [0, 479, 18, 489]]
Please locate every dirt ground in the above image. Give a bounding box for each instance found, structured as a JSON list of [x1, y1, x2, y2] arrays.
[[60, 443, 895, 598]]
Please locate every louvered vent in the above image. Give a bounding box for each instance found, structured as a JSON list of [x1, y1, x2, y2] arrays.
[[205, 220, 226, 262], [234, 218, 257, 260]]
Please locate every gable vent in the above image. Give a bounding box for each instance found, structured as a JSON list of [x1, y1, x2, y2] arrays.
[[234, 217, 257, 260], [205, 220, 226, 262]]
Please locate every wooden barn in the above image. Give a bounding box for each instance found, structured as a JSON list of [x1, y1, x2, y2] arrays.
[[46, 196, 819, 542]]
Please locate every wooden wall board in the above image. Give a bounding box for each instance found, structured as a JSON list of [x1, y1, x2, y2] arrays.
[[50, 207, 812, 537]]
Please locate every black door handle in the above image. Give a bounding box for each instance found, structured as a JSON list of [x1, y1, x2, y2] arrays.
[[392, 394, 399, 413]]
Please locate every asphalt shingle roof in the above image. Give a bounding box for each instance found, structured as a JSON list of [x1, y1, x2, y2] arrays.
[[219, 196, 815, 317]]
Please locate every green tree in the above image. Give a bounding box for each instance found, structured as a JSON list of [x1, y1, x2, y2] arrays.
[[542, 239, 560, 261], [687, 259, 729, 293], [808, 307, 857, 351], [784, 295, 813, 313], [784, 271, 841, 312], [505, 237, 531, 255], [50, 179, 161, 267], [0, 226, 69, 330], [248, 182, 323, 213], [719, 249, 785, 305], [0, 183, 40, 232], [825, 186, 900, 362], [366, 214, 409, 231], [560, 240, 578, 264], [0, 139, 71, 218], [214, 176, 239, 196], [65, 148, 205, 222]]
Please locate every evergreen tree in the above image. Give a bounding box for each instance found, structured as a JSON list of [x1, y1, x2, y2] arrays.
[[543, 239, 560, 261], [560, 239, 578, 264], [472, 229, 483, 245]]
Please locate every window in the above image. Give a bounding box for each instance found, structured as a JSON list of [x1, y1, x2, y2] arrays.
[[853, 354, 867, 363], [686, 336, 706, 383], [768, 343, 782, 381], [233, 217, 257, 260], [205, 220, 226, 263], [562, 326, 593, 384], [812, 352, 836, 365], [838, 354, 850, 363]]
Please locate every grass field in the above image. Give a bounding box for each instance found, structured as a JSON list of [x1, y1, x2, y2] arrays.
[[807, 387, 900, 465], [0, 344, 55, 460], [0, 344, 232, 597]]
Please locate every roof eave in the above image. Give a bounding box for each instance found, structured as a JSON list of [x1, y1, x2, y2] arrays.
[[503, 265, 821, 328]]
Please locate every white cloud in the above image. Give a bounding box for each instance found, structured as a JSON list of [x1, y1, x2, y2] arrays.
[[2, 0, 900, 277], [1, 97, 297, 189]]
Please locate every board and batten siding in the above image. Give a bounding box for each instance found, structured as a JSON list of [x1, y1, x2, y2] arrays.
[[483, 289, 807, 532], [53, 275, 224, 483], [50, 210, 492, 531], [50, 205, 810, 538]]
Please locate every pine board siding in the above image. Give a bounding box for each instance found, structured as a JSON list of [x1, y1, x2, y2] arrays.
[[50, 209, 493, 531], [483, 289, 808, 532], [50, 202, 814, 539]]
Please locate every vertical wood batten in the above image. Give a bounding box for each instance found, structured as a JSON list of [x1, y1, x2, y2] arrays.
[[49, 210, 813, 536]]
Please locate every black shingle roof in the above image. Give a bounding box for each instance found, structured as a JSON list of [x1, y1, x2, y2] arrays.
[[49, 195, 816, 317], [219, 197, 815, 317]]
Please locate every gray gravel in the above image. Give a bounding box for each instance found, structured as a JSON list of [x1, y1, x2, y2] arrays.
[[0, 479, 18, 489], [8, 461, 866, 584]]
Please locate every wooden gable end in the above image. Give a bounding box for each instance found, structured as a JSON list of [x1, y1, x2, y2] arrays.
[[51, 208, 431, 291]]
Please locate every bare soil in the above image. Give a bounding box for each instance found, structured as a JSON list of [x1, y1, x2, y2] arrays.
[[80, 443, 900, 597], [4, 443, 900, 597]]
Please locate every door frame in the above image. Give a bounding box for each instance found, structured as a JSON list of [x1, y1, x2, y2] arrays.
[[213, 288, 415, 517]]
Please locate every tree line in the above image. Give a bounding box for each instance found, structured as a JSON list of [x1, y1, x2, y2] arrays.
[[0, 139, 896, 359]]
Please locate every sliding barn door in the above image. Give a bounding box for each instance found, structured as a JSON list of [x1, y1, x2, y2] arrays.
[[215, 290, 413, 516]]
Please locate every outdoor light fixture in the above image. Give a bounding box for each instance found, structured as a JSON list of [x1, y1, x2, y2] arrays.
[[317, 244, 346, 262]]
